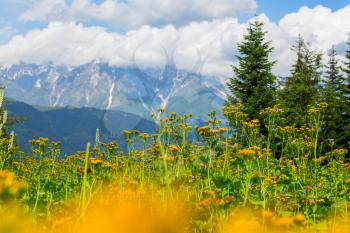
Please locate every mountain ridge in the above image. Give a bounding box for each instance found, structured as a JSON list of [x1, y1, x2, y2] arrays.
[[0, 62, 228, 121]]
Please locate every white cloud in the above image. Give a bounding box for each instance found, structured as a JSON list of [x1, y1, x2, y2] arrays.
[[279, 5, 350, 50], [19, 0, 257, 28], [0, 19, 245, 75], [0, 22, 121, 66], [272, 5, 350, 75], [20, 0, 67, 22], [0, 4, 349, 77]]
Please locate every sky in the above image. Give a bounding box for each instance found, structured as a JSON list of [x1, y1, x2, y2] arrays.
[[256, 0, 350, 21], [0, 0, 349, 77]]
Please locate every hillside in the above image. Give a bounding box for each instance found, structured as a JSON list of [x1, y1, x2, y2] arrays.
[[5, 99, 157, 154]]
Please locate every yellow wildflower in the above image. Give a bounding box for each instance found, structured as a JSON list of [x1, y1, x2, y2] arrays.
[[89, 158, 103, 165], [169, 145, 181, 151], [237, 149, 256, 156], [261, 210, 275, 219], [272, 216, 293, 228], [293, 214, 306, 223]]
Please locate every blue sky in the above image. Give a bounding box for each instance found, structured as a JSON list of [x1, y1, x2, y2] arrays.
[[0, 0, 349, 76], [256, 0, 350, 22]]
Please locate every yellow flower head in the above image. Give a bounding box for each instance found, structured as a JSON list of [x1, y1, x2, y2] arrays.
[[89, 158, 103, 165], [169, 145, 181, 151], [243, 119, 260, 128], [293, 214, 306, 223], [237, 149, 256, 156]]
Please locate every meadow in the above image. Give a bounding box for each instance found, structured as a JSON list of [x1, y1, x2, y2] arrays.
[[0, 88, 349, 232]]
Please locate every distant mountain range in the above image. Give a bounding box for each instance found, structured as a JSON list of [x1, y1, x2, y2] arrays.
[[0, 62, 228, 122], [6, 99, 157, 155], [0, 62, 229, 154]]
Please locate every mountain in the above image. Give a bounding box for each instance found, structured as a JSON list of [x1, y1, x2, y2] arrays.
[[0, 62, 228, 122], [5, 99, 157, 155]]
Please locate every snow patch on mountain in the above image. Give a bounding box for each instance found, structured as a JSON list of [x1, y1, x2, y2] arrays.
[[0, 62, 228, 120]]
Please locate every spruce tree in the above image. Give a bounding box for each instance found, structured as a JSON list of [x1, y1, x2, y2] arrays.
[[226, 20, 277, 120], [324, 46, 344, 95], [322, 46, 347, 148], [343, 42, 350, 107], [342, 42, 350, 151], [279, 36, 322, 126], [343, 42, 350, 94]]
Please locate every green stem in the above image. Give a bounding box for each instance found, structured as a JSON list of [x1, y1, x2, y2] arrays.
[[81, 143, 91, 216]]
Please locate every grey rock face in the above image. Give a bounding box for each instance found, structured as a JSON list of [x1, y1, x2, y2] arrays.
[[0, 62, 228, 121]]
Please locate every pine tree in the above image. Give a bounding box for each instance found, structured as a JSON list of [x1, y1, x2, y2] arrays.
[[322, 46, 347, 148], [341, 42, 350, 151], [343, 42, 350, 95], [324, 46, 344, 94], [226, 20, 277, 120], [279, 36, 322, 126]]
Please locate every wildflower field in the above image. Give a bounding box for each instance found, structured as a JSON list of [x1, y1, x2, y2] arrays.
[[1, 0, 350, 230], [0, 87, 350, 233]]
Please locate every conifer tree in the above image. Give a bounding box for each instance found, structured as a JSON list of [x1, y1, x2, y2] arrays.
[[343, 42, 350, 95], [322, 46, 347, 148], [279, 36, 322, 126], [226, 20, 277, 120], [324, 46, 344, 95], [341, 42, 350, 151]]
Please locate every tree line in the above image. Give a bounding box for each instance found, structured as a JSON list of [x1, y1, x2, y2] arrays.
[[226, 20, 350, 153]]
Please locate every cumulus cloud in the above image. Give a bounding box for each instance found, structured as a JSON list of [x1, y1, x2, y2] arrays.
[[0, 22, 127, 66], [19, 0, 257, 28], [0, 19, 244, 75], [0, 4, 349, 77], [279, 5, 350, 50]]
